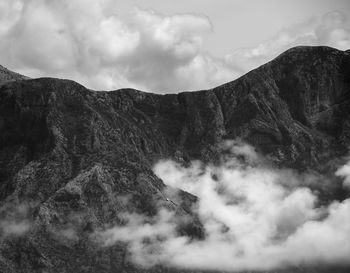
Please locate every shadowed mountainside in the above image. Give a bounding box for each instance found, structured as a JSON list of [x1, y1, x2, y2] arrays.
[[0, 46, 350, 272]]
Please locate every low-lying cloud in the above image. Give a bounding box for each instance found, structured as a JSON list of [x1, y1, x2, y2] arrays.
[[98, 141, 350, 271], [335, 160, 350, 189], [0, 203, 33, 238]]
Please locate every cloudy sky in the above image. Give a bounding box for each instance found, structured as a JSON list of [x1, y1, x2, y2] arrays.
[[0, 0, 349, 93]]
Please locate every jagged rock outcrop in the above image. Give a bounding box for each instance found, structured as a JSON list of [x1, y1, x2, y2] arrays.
[[0, 46, 349, 273]]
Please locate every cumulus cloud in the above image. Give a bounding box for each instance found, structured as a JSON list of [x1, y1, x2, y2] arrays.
[[115, 8, 215, 91], [226, 10, 350, 72], [0, 1, 349, 92], [0, 0, 225, 92], [97, 140, 350, 271]]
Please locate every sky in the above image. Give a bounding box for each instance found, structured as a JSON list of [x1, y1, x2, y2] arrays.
[[0, 0, 349, 93]]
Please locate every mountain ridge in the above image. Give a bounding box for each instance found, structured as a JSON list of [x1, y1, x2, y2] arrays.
[[0, 45, 349, 273], [0, 64, 28, 84]]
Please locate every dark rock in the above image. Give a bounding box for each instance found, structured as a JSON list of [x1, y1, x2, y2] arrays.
[[0, 46, 350, 273], [0, 65, 28, 84]]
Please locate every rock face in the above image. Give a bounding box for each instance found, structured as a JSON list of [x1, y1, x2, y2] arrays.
[[0, 65, 28, 84], [0, 46, 349, 273]]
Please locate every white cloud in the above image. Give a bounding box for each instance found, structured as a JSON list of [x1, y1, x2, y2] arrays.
[[0, 203, 33, 238], [112, 7, 216, 91], [0, 220, 32, 237], [175, 53, 240, 91], [0, 0, 221, 92], [4, 0, 76, 72], [88, 17, 140, 64], [0, 0, 23, 36], [133, 8, 211, 60], [0, 1, 349, 92], [335, 161, 350, 189], [99, 210, 179, 267], [226, 10, 350, 73], [97, 141, 350, 271]]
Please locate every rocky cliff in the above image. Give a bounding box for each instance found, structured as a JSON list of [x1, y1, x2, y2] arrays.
[[0, 46, 349, 273]]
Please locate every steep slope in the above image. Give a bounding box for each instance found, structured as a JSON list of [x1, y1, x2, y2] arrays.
[[0, 65, 28, 84], [0, 46, 349, 273], [215, 46, 350, 167]]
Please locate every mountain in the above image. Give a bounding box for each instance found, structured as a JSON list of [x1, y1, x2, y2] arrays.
[[0, 65, 28, 84], [0, 46, 349, 273]]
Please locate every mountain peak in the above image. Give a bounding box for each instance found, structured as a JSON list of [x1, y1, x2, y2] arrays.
[[0, 46, 350, 273]]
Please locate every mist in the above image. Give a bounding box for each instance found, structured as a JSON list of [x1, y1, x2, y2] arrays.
[[0, 203, 32, 238], [98, 140, 350, 271]]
